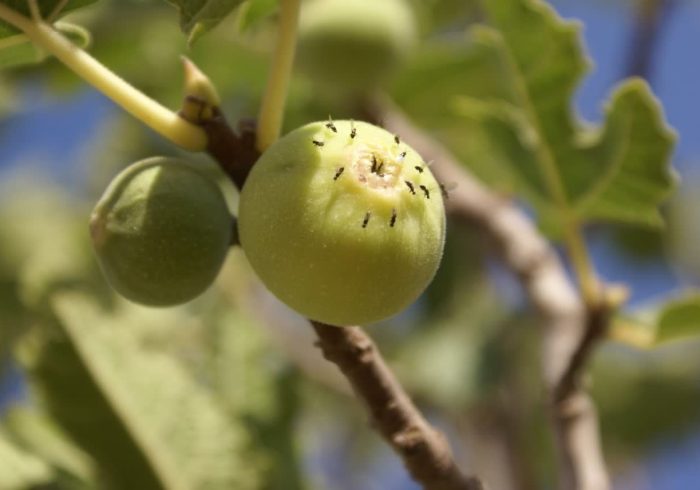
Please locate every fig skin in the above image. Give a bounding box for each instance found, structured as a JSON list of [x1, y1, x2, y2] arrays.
[[90, 157, 232, 306], [297, 0, 417, 92], [238, 120, 445, 326]]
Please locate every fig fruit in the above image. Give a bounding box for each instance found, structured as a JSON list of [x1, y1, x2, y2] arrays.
[[90, 157, 232, 306], [297, 0, 417, 92], [238, 120, 445, 325]]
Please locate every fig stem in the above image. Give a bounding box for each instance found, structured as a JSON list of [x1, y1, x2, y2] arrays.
[[256, 0, 301, 152], [311, 322, 484, 490], [0, 4, 207, 152]]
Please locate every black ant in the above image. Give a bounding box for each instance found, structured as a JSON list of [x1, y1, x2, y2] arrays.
[[419, 185, 430, 199], [362, 211, 371, 228], [325, 117, 337, 133]]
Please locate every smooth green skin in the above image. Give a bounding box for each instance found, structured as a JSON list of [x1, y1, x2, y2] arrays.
[[297, 0, 417, 92], [238, 121, 445, 325], [90, 157, 232, 306]]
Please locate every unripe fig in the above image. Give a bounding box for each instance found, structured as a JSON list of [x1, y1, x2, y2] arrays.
[[238, 120, 445, 325], [90, 157, 232, 306], [297, 0, 417, 92]]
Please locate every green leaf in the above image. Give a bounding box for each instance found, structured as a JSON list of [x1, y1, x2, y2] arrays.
[[479, 0, 675, 229], [3, 406, 96, 487], [208, 307, 307, 490], [574, 80, 677, 226], [235, 0, 277, 32], [0, 22, 89, 69], [0, 0, 97, 37], [0, 177, 102, 309], [591, 346, 700, 455], [610, 293, 700, 348], [655, 295, 700, 344], [0, 426, 53, 489], [0, 1, 94, 70], [393, 0, 676, 232], [164, 0, 247, 45], [21, 292, 259, 490], [0, 34, 43, 69]]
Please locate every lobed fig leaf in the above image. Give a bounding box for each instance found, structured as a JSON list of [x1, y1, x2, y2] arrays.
[[238, 120, 446, 326], [90, 156, 232, 306]]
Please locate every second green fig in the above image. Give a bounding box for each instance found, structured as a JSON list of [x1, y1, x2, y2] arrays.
[[90, 157, 232, 307]]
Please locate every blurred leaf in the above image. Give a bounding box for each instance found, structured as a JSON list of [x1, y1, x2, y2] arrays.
[[610, 293, 700, 348], [0, 12, 92, 69], [0, 0, 97, 37], [655, 295, 700, 344], [0, 75, 19, 114], [3, 405, 96, 487], [0, 176, 102, 358], [422, 218, 485, 317], [0, 176, 101, 308], [236, 0, 277, 32], [0, 20, 90, 69], [0, 34, 42, 69], [395, 275, 507, 408], [409, 0, 479, 34], [592, 345, 700, 455], [21, 292, 259, 490], [0, 426, 53, 489], [612, 226, 665, 258], [41, 3, 269, 107], [164, 0, 246, 45], [210, 308, 307, 490], [668, 175, 700, 278], [393, 0, 675, 234]]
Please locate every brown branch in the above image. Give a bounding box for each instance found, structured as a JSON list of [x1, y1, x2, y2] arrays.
[[311, 322, 484, 490], [203, 111, 260, 189], [198, 114, 485, 490], [379, 105, 611, 490]]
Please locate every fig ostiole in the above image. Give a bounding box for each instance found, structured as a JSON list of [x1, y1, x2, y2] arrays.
[[90, 156, 232, 307], [238, 120, 446, 326]]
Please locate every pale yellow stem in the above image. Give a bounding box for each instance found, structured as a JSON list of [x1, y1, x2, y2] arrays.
[[0, 4, 207, 151], [256, 0, 301, 152]]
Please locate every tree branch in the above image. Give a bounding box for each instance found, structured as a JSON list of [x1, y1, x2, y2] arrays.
[[202, 112, 259, 189], [379, 106, 610, 490], [311, 322, 484, 490]]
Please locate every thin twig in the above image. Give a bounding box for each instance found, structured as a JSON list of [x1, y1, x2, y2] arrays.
[[256, 0, 301, 152], [311, 322, 484, 490], [380, 105, 610, 490]]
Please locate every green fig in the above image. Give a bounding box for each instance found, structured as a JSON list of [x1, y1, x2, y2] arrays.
[[238, 120, 446, 325], [297, 0, 418, 92], [90, 157, 232, 306]]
